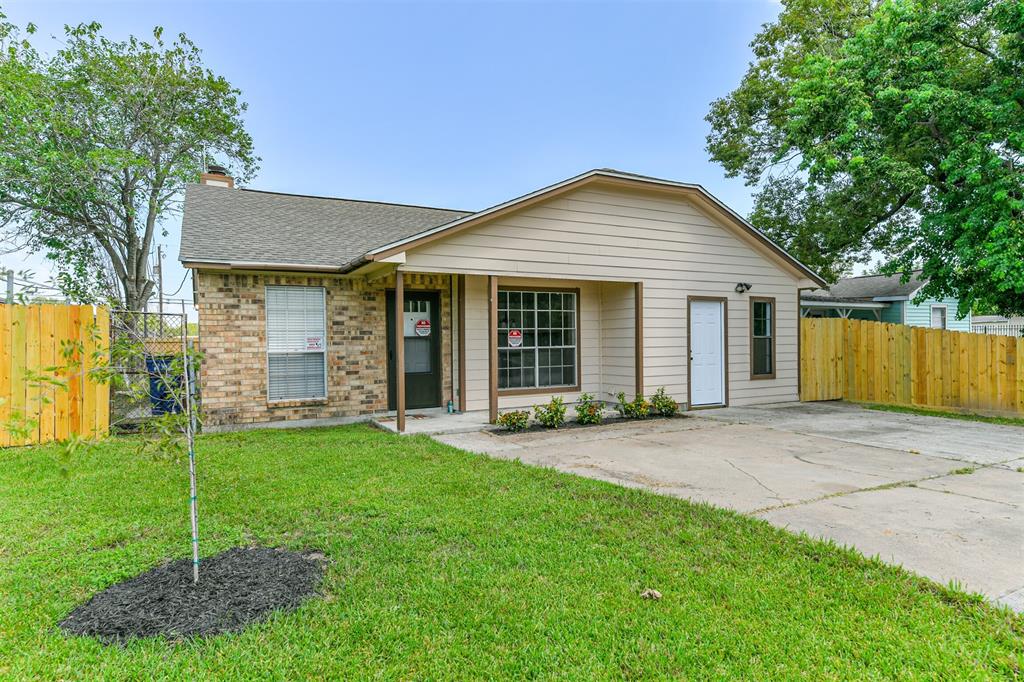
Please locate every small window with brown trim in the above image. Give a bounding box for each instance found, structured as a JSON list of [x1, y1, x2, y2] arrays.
[[750, 297, 775, 379]]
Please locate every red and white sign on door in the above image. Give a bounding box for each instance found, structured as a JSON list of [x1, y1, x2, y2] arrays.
[[507, 329, 523, 347], [414, 319, 431, 337]]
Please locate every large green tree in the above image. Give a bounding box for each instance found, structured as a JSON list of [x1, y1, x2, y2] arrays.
[[0, 17, 257, 310], [708, 0, 1024, 316]]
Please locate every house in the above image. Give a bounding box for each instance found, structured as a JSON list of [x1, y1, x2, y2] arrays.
[[971, 315, 1024, 336], [179, 168, 825, 431], [800, 272, 970, 331]]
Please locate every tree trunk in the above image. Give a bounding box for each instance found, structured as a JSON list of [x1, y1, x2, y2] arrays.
[[121, 273, 154, 312]]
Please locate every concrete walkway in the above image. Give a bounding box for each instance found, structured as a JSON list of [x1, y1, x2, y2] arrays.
[[435, 402, 1024, 612]]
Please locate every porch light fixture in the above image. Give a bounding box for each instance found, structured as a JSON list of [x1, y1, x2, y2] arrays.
[[734, 282, 752, 294]]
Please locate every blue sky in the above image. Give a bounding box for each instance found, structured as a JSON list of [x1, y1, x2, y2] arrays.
[[2, 0, 784, 304]]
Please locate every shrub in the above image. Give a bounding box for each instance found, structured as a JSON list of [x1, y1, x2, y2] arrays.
[[495, 410, 529, 432], [574, 392, 604, 425], [534, 396, 567, 428], [616, 392, 651, 420], [649, 387, 679, 417]]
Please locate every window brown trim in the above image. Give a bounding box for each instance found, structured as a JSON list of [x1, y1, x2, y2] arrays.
[[495, 285, 582, 395], [686, 296, 729, 410], [749, 296, 777, 380]]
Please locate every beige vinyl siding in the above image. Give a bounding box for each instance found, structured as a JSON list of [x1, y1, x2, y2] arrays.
[[404, 185, 803, 409], [462, 275, 489, 410], [599, 281, 636, 400]]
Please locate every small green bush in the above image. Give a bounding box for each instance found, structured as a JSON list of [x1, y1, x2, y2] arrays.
[[616, 392, 651, 420], [534, 396, 567, 428], [649, 387, 679, 417], [495, 410, 530, 432], [574, 392, 603, 425]]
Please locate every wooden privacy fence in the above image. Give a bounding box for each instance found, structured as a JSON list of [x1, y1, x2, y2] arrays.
[[800, 318, 1024, 416], [0, 304, 110, 447]]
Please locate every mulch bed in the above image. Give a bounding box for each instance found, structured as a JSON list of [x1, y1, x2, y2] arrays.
[[490, 412, 685, 436], [60, 547, 327, 644]]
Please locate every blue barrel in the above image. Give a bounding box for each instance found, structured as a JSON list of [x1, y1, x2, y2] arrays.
[[145, 356, 182, 415]]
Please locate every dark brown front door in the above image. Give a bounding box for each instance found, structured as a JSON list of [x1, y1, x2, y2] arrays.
[[387, 290, 442, 410]]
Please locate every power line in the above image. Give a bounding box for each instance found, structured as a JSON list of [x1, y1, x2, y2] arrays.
[[166, 271, 189, 297], [13, 278, 63, 292]]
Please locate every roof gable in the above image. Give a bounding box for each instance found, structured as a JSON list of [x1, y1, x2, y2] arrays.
[[369, 169, 825, 286]]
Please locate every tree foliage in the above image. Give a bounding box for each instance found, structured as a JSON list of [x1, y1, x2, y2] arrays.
[[0, 16, 257, 310], [707, 0, 1024, 316]]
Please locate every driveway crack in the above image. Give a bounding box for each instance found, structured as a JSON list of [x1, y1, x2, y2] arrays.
[[725, 459, 785, 506], [791, 453, 890, 478], [914, 485, 1020, 509]]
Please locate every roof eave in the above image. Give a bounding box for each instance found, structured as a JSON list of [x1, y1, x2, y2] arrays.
[[800, 298, 889, 309], [182, 258, 346, 273]]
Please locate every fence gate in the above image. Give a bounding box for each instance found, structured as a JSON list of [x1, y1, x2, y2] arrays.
[[109, 309, 196, 430]]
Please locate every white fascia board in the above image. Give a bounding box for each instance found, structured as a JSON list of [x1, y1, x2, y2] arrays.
[[183, 258, 343, 272], [800, 299, 888, 309]]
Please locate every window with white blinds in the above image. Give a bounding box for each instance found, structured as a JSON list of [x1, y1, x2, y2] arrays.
[[266, 286, 326, 401]]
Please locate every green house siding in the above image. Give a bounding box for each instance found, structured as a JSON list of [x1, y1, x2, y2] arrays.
[[905, 296, 971, 331], [847, 309, 880, 321], [880, 301, 903, 324]]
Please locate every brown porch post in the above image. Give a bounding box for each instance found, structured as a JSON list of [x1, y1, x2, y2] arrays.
[[488, 275, 498, 423], [634, 281, 644, 397], [457, 274, 467, 413], [395, 271, 405, 433]]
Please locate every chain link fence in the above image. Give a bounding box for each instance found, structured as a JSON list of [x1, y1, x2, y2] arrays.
[[108, 308, 200, 431]]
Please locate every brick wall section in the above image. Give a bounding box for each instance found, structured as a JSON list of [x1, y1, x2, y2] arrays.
[[195, 270, 452, 428]]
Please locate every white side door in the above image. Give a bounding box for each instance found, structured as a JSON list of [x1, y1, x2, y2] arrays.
[[689, 299, 725, 406]]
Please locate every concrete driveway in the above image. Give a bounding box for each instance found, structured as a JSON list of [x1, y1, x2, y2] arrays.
[[436, 402, 1024, 611]]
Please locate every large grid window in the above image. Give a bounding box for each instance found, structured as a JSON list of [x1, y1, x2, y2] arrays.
[[751, 297, 775, 378], [266, 286, 327, 400], [498, 290, 577, 390]]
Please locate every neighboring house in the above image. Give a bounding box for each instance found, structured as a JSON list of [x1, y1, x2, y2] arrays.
[[800, 272, 970, 331], [179, 168, 825, 431], [972, 315, 1024, 336]]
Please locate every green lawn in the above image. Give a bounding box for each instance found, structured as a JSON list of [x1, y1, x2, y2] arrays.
[[864, 402, 1024, 428], [1, 426, 1021, 680]]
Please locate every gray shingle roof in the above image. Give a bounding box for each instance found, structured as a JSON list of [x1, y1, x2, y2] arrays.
[[806, 271, 926, 301], [178, 184, 471, 269]]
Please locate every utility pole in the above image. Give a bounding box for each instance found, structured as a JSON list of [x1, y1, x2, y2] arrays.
[[156, 246, 164, 334], [5, 269, 13, 304]]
